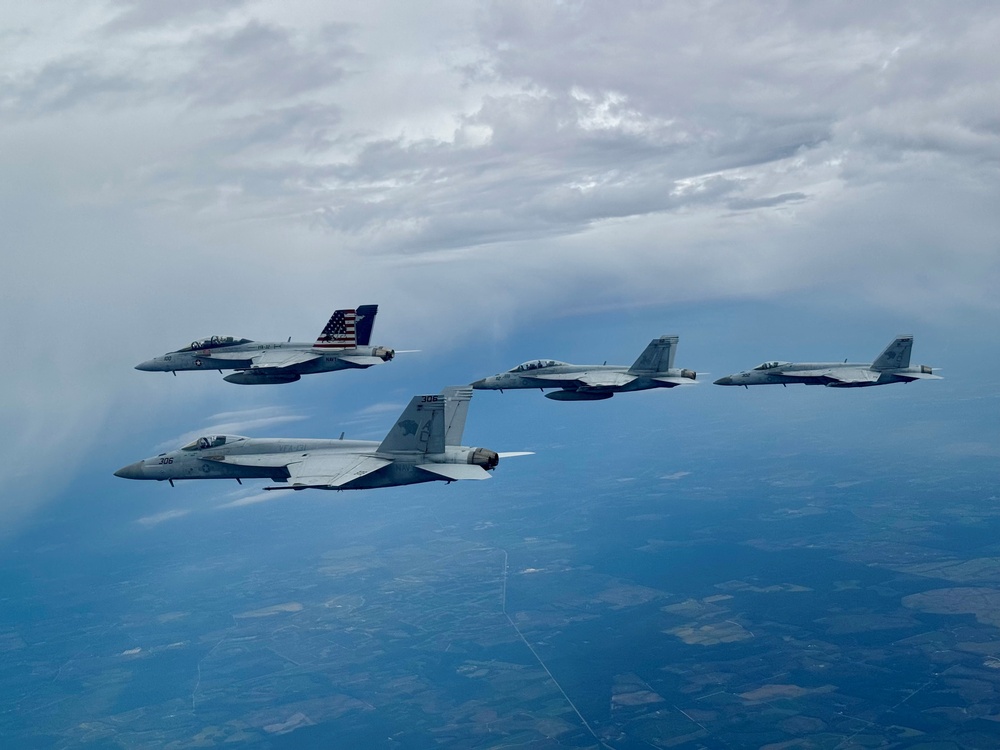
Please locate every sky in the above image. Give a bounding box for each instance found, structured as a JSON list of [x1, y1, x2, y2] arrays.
[[2, 1, 999, 534]]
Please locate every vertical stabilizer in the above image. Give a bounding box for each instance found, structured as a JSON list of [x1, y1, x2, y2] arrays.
[[441, 386, 473, 446], [355, 305, 379, 346], [315, 309, 358, 349], [627, 336, 678, 374], [872, 335, 913, 371], [378, 395, 446, 454]]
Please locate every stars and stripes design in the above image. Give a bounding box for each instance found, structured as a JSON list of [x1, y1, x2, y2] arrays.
[[314, 309, 357, 348]]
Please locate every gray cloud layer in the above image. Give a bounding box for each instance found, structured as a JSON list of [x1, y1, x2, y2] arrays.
[[2, 1, 998, 529]]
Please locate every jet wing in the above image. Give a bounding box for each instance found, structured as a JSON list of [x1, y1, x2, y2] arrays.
[[248, 349, 321, 370], [415, 463, 492, 481], [792, 367, 879, 384], [529, 371, 637, 388], [282, 453, 392, 488]]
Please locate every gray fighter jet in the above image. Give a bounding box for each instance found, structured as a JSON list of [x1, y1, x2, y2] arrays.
[[471, 335, 697, 401], [135, 305, 393, 384], [114, 388, 530, 490], [714, 335, 941, 388]]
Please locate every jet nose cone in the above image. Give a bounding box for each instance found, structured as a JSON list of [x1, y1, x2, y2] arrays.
[[114, 461, 145, 479], [470, 378, 488, 389], [135, 360, 158, 371], [713, 376, 734, 386]]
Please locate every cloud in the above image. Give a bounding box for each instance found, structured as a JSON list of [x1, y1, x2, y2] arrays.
[[153, 409, 308, 453], [2, 1, 999, 532]]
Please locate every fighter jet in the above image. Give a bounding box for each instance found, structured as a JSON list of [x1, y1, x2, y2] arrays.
[[471, 335, 697, 401], [713, 335, 941, 388], [114, 388, 530, 490], [135, 305, 393, 384]]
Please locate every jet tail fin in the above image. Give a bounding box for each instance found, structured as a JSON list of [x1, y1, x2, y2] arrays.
[[441, 386, 473, 446], [871, 335, 913, 371], [377, 394, 446, 455], [355, 305, 379, 346], [627, 335, 678, 374], [315, 308, 359, 349]]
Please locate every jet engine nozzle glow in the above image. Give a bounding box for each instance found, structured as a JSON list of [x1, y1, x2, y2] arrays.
[[681, 369, 696, 380], [920, 365, 934, 374], [373, 347, 394, 361], [468, 448, 500, 470]]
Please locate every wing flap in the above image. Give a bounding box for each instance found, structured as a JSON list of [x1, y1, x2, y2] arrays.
[[795, 367, 878, 384], [529, 371, 636, 388], [415, 463, 492, 481], [249, 350, 320, 369], [286, 453, 392, 488]]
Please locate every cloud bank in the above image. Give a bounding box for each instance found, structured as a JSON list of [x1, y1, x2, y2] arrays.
[[2, 1, 998, 530]]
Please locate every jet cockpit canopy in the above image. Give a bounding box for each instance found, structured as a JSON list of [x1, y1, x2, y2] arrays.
[[753, 361, 788, 371], [510, 359, 567, 373], [180, 435, 247, 451], [178, 336, 253, 352]]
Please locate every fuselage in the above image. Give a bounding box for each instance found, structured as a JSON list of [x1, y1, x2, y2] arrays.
[[114, 436, 494, 490], [472, 364, 691, 392], [714, 362, 932, 387], [135, 341, 391, 374]]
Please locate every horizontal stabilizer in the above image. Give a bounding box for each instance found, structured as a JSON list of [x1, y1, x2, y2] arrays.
[[336, 355, 388, 368], [652, 376, 698, 386], [415, 463, 492, 481], [901, 371, 943, 380]]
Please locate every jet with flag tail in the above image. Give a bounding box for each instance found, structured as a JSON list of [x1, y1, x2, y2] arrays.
[[471, 335, 698, 401], [114, 387, 532, 490], [134, 305, 394, 384]]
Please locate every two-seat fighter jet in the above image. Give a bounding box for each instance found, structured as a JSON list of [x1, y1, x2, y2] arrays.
[[114, 387, 530, 490], [135, 305, 393, 384], [471, 335, 696, 401], [713, 335, 941, 388]]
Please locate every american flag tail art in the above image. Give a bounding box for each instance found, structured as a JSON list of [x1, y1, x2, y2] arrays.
[[314, 309, 358, 349]]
